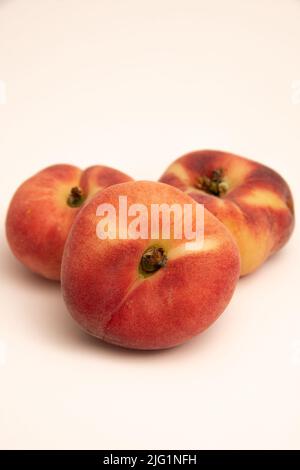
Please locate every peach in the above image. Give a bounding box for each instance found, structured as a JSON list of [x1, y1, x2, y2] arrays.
[[159, 150, 294, 276], [61, 181, 240, 350], [6, 164, 132, 280]]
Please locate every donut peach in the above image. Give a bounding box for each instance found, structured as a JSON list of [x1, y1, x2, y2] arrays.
[[159, 150, 294, 275], [6, 164, 132, 280], [61, 181, 240, 350]]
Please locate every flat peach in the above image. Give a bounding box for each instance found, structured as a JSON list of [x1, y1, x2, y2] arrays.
[[159, 150, 294, 275], [6, 164, 133, 280], [61, 181, 240, 350]]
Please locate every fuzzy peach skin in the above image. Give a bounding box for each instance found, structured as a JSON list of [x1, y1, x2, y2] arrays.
[[6, 164, 132, 280], [61, 181, 240, 350], [159, 150, 295, 276]]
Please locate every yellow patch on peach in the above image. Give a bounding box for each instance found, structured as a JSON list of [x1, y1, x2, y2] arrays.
[[220, 215, 273, 274], [224, 160, 254, 192], [168, 238, 220, 259], [167, 162, 191, 184], [240, 188, 288, 210]]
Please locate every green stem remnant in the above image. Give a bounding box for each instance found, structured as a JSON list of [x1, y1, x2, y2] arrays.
[[67, 186, 85, 208], [140, 246, 168, 275], [195, 168, 229, 197]]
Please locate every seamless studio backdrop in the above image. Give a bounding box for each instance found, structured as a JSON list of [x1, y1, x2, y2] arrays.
[[0, 0, 300, 450]]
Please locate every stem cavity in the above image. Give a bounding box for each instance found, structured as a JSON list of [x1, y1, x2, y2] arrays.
[[140, 246, 168, 276], [195, 168, 229, 197], [67, 186, 85, 208]]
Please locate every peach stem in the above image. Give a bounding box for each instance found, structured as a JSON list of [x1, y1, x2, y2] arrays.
[[67, 186, 85, 208], [195, 168, 228, 196], [140, 246, 168, 275]]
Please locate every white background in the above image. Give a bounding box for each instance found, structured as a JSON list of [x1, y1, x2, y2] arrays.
[[0, 0, 300, 449]]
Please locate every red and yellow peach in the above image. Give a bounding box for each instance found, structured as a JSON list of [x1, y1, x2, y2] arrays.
[[61, 181, 240, 350], [6, 164, 132, 280], [159, 150, 294, 276]]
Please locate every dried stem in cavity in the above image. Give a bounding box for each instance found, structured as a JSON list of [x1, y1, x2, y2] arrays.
[[195, 168, 228, 197], [140, 246, 168, 275], [67, 186, 85, 207]]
